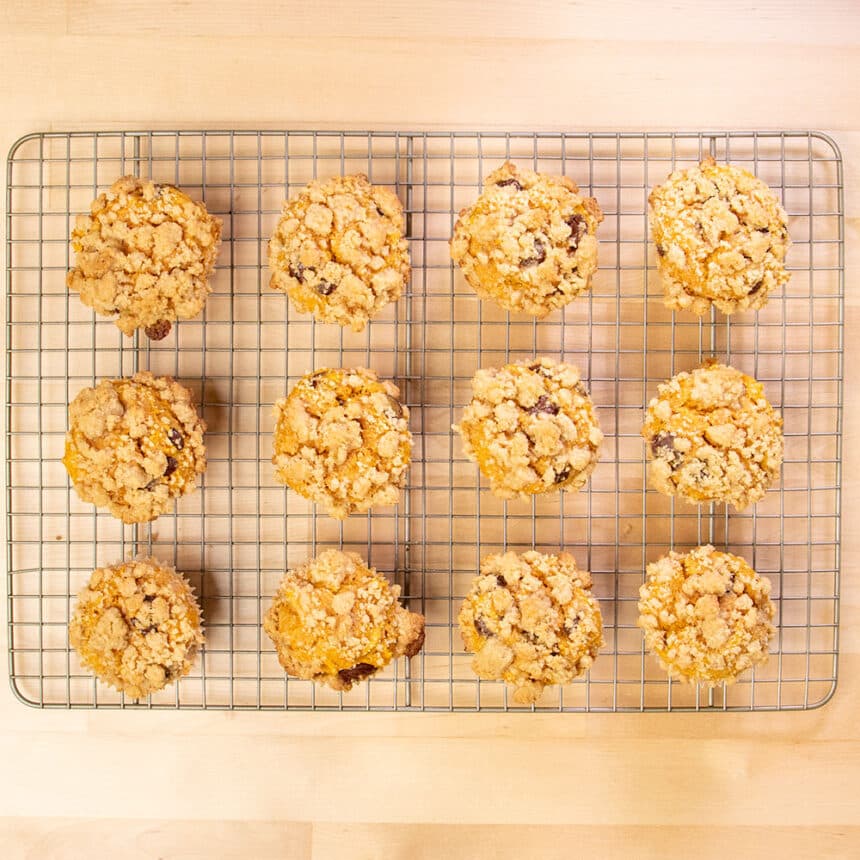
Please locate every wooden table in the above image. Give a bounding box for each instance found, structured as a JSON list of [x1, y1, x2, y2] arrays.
[[2, 2, 858, 857]]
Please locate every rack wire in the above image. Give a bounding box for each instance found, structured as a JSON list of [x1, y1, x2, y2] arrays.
[[5, 130, 843, 711]]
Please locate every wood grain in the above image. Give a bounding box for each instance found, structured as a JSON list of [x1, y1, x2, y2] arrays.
[[63, 0, 860, 44], [2, 820, 858, 859], [1, 1, 859, 856]]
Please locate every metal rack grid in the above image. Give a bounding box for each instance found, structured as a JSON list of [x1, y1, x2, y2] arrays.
[[6, 129, 843, 711]]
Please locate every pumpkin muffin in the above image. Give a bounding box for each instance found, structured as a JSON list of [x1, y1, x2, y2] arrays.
[[264, 549, 425, 690]]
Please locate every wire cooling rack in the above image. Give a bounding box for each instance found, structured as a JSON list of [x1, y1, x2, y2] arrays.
[[5, 130, 843, 711]]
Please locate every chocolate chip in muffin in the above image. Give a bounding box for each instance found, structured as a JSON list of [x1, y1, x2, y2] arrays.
[[133, 620, 158, 635], [496, 178, 523, 191], [404, 626, 426, 658], [337, 662, 377, 684], [168, 428, 184, 450], [554, 465, 572, 484], [651, 432, 677, 459], [315, 279, 337, 296], [651, 432, 673, 452], [385, 395, 404, 418], [164, 456, 178, 478], [145, 319, 172, 341], [474, 617, 494, 638], [528, 395, 559, 416], [307, 370, 327, 389], [650, 432, 685, 470], [289, 262, 307, 283], [566, 214, 587, 251], [528, 362, 552, 376], [520, 239, 547, 268]]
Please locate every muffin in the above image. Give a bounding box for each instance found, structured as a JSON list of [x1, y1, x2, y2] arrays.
[[638, 545, 775, 685], [67, 176, 222, 338], [272, 367, 411, 519], [268, 174, 410, 331], [263, 549, 425, 690], [450, 161, 603, 317], [69, 557, 204, 698], [458, 550, 603, 705], [62, 371, 207, 523], [649, 157, 790, 315], [454, 357, 602, 500], [642, 362, 783, 509]]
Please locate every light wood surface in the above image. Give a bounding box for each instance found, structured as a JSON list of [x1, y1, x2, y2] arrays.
[[2, 2, 860, 857]]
